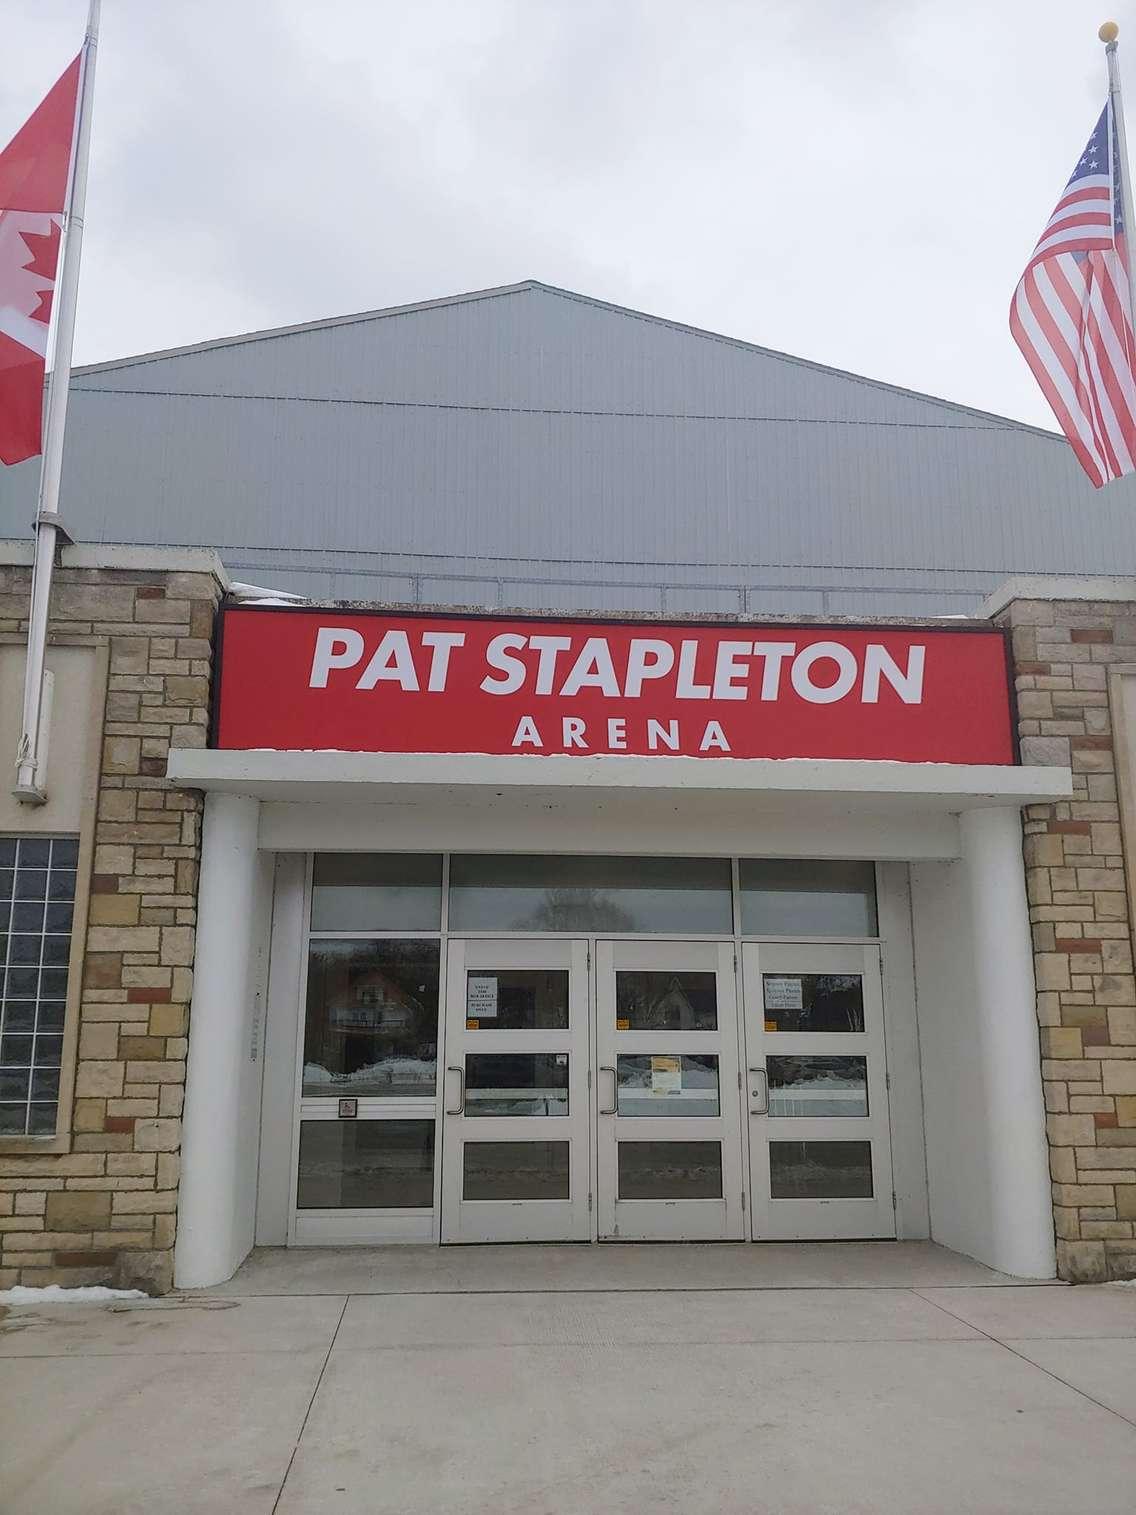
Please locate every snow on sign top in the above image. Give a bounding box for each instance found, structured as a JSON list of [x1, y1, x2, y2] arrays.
[[213, 607, 1016, 765]]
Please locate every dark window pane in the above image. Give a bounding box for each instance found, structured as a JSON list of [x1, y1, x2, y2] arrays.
[[617, 1141, 723, 1199], [50, 839, 79, 867], [0, 1035, 32, 1066], [769, 1141, 874, 1198], [9, 935, 40, 965], [15, 870, 47, 901], [616, 1054, 720, 1117], [740, 859, 877, 936], [462, 1141, 569, 1200], [36, 1001, 66, 1032], [311, 853, 442, 932], [38, 968, 68, 998], [296, 1119, 435, 1209], [27, 1103, 57, 1134], [4, 968, 38, 999], [35, 1036, 63, 1068], [767, 1056, 868, 1117], [17, 840, 51, 868], [41, 936, 71, 967], [44, 903, 74, 933], [0, 839, 16, 866], [465, 1054, 569, 1116], [448, 855, 732, 933], [47, 871, 77, 902], [0, 1068, 31, 1100], [616, 970, 717, 1031], [0, 1103, 26, 1134], [762, 974, 865, 1034], [304, 939, 439, 1097], [11, 902, 45, 933], [3, 1002, 35, 1032], [0, 869, 13, 901], [465, 969, 568, 1030], [30, 1068, 60, 1101]]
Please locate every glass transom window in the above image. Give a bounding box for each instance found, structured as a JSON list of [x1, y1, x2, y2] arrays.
[[739, 859, 877, 936], [448, 855, 733, 933]]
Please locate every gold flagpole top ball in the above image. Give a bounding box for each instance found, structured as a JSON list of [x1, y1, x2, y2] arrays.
[[1100, 21, 1120, 43]]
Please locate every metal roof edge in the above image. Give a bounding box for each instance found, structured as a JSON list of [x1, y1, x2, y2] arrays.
[[69, 278, 1064, 440]]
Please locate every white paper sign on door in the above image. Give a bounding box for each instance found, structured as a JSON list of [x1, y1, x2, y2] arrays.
[[650, 1055, 682, 1095], [467, 975, 499, 1019], [764, 976, 803, 1011]]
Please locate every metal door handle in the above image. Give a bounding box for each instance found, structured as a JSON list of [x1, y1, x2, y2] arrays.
[[599, 1065, 618, 1115], [446, 1064, 465, 1115], [748, 1067, 769, 1115]]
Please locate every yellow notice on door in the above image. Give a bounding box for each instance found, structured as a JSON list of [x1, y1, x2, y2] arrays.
[[650, 1055, 681, 1095]]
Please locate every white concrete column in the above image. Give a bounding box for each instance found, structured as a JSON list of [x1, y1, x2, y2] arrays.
[[959, 807, 1056, 1279], [174, 793, 261, 1289]]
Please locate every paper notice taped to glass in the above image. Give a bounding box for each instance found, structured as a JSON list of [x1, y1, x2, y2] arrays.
[[467, 975, 498, 1018], [764, 976, 803, 1011], [650, 1055, 682, 1095]]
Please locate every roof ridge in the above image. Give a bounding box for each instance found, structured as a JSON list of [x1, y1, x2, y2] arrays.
[[73, 277, 1057, 438]]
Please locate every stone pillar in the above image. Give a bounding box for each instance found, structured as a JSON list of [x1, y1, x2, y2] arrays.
[[959, 807, 1057, 1278], [174, 793, 260, 1288]]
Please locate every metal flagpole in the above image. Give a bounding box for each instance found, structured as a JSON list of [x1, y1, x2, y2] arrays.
[[1102, 22, 1136, 343], [13, 0, 101, 803]]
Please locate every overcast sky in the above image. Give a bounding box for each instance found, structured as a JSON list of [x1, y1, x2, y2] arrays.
[[5, 1, 1135, 428]]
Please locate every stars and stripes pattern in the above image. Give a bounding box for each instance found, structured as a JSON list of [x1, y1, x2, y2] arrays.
[[1011, 100, 1136, 487]]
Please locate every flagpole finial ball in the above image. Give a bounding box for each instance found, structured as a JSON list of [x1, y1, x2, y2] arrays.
[[1100, 20, 1120, 43]]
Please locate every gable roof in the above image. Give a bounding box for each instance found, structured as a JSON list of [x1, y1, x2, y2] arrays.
[[1, 279, 1129, 618]]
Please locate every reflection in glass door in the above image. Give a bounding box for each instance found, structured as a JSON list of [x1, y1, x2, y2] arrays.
[[594, 941, 744, 1240], [440, 939, 591, 1242], [743, 944, 894, 1240]]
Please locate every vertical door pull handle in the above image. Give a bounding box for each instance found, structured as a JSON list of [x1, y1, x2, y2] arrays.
[[748, 1067, 769, 1115], [599, 1065, 618, 1115], [446, 1064, 465, 1115]]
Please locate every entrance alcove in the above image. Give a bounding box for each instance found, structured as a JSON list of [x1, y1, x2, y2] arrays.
[[167, 751, 1069, 1288]]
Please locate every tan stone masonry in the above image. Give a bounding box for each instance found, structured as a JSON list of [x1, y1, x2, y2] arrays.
[[0, 554, 223, 1293], [998, 594, 1136, 1282]]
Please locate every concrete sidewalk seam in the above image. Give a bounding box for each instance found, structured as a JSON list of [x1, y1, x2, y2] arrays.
[[913, 1290, 1136, 1433], [270, 1294, 349, 1515]]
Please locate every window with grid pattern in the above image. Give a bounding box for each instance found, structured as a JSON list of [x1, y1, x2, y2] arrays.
[[0, 837, 78, 1136]]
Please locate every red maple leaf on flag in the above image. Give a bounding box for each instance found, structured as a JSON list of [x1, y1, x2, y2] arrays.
[[19, 219, 60, 325]]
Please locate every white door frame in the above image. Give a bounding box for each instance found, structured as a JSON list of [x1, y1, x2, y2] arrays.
[[742, 942, 895, 1240], [594, 939, 744, 1241], [440, 937, 591, 1242]]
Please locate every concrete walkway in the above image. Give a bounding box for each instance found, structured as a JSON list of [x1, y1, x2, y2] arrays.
[[1, 1244, 1135, 1514]]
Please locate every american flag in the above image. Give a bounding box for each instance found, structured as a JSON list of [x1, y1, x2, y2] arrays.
[[1011, 101, 1136, 487]]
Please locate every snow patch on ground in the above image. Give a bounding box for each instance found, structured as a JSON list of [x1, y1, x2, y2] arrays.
[[0, 1285, 147, 1305], [1108, 1277, 1136, 1287]]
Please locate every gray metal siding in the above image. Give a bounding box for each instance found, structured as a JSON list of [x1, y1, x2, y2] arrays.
[[1, 282, 1132, 616]]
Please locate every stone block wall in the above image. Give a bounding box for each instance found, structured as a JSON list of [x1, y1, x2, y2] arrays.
[[1000, 595, 1136, 1282], [0, 556, 223, 1293]]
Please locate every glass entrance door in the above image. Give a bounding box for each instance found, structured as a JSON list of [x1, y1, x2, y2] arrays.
[[742, 943, 895, 1240], [440, 939, 591, 1242], [594, 941, 744, 1241]]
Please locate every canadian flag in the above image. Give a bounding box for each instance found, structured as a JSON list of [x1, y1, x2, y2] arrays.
[[0, 57, 80, 466]]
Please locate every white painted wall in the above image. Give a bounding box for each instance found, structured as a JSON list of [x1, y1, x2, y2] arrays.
[[175, 795, 272, 1288], [255, 854, 306, 1245], [876, 864, 929, 1238], [911, 822, 1056, 1280], [910, 859, 997, 1265]]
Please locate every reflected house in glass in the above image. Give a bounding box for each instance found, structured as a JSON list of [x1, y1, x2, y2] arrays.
[[616, 971, 718, 1031], [304, 939, 440, 1096]]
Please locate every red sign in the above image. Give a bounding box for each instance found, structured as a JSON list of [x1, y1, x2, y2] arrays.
[[214, 607, 1016, 765]]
